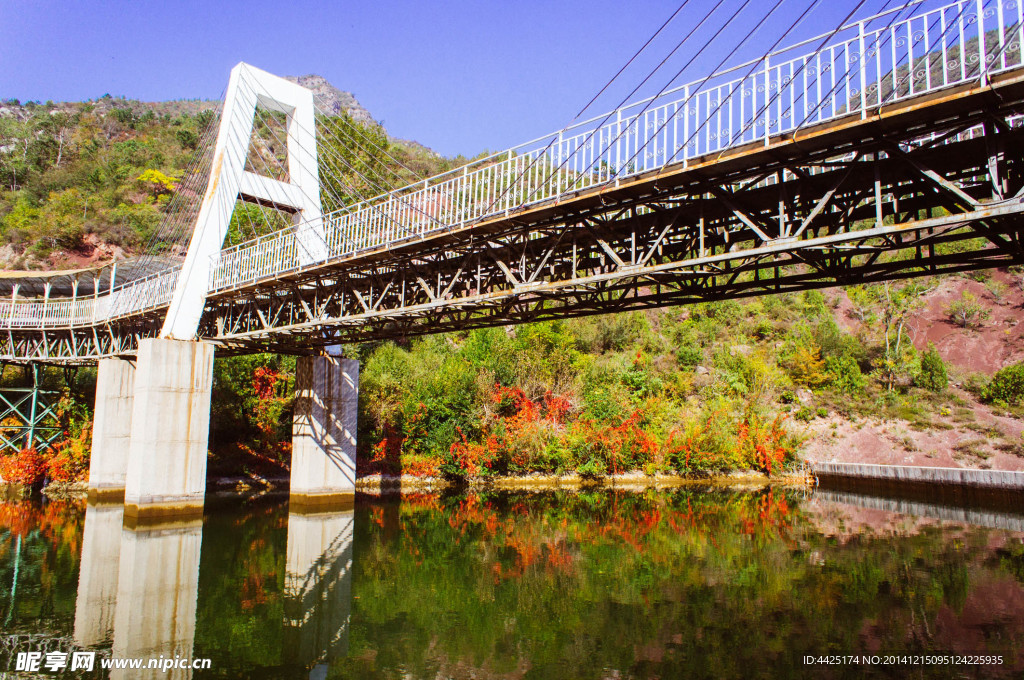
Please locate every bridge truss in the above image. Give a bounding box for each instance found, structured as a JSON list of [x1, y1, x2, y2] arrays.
[[205, 77, 1024, 353], [2, 0, 1024, 362]]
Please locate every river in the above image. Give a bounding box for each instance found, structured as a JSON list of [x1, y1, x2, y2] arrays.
[[0, 486, 1022, 678]]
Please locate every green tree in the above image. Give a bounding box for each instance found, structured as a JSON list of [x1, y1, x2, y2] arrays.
[[849, 281, 928, 390], [944, 290, 990, 328], [916, 343, 947, 391], [823, 355, 866, 395]]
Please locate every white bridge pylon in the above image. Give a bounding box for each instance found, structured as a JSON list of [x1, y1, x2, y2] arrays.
[[161, 62, 325, 340]]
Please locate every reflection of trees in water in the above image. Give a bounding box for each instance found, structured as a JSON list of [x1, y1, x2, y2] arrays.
[[2, 491, 1024, 677], [0, 499, 85, 671], [346, 489, 1024, 679]]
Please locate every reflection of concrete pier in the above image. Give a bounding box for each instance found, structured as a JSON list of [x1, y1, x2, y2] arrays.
[[284, 507, 354, 673], [74, 502, 124, 647], [110, 517, 203, 680]]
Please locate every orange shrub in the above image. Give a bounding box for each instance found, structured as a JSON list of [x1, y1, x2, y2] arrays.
[[0, 447, 47, 486]]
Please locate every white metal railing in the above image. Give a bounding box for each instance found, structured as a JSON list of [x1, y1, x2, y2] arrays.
[[209, 0, 1024, 291], [0, 266, 180, 329], [4, 0, 1022, 329]]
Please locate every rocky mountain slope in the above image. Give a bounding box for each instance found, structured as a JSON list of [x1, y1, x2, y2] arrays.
[[802, 270, 1024, 471], [284, 74, 375, 124]]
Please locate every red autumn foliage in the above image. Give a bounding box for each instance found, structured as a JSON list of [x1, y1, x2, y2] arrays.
[[0, 500, 85, 557], [739, 490, 792, 537], [0, 447, 46, 485], [0, 501, 36, 537], [737, 414, 790, 475], [449, 426, 500, 476], [368, 375, 795, 478], [252, 366, 281, 401]]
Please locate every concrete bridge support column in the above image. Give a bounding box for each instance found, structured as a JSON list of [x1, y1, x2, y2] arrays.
[[124, 339, 214, 520], [87, 358, 136, 500], [291, 356, 358, 507]]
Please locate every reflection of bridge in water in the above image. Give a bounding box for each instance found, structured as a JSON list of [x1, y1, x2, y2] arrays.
[[73, 501, 354, 679], [3, 0, 1024, 518]]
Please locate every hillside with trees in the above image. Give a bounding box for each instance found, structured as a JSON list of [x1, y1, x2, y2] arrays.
[[1, 81, 1023, 490]]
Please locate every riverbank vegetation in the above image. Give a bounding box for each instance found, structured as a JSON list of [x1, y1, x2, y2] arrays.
[[197, 272, 1024, 480]]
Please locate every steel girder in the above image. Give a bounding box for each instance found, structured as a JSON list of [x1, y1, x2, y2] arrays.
[[6, 77, 1024, 362], [0, 317, 162, 365], [203, 100, 1024, 353]]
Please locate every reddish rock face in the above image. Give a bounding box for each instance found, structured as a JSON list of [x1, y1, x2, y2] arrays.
[[802, 271, 1024, 471], [909, 271, 1024, 375]]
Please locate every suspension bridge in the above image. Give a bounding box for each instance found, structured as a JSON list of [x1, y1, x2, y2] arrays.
[[2, 0, 1023, 516]]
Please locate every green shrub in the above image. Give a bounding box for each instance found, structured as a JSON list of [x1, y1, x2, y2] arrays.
[[621, 366, 663, 398], [802, 290, 828, 317], [985, 278, 1008, 304], [984, 362, 1024, 405], [916, 343, 948, 391], [676, 344, 703, 367], [814, 318, 865, 363], [794, 407, 815, 422], [752, 318, 775, 340], [582, 386, 626, 421], [822, 355, 866, 395], [576, 456, 607, 479], [944, 291, 990, 328]]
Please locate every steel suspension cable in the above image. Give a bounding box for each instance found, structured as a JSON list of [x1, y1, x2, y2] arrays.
[[232, 70, 452, 254], [471, 0, 733, 221], [313, 95, 429, 182], [612, 0, 835, 182], [225, 0, 751, 261], [639, 0, 874, 177], [315, 114, 422, 190], [517, 0, 785, 212], [121, 101, 222, 283]]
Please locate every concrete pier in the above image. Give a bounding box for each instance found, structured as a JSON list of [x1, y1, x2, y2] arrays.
[[124, 339, 214, 519], [74, 502, 124, 647], [87, 358, 136, 500], [284, 508, 354, 670], [111, 517, 203, 680], [291, 356, 358, 508]]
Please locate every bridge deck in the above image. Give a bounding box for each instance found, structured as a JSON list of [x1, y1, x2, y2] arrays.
[[4, 0, 1024, 361], [206, 70, 1024, 294]]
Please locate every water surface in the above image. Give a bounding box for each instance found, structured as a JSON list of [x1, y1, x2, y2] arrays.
[[1, 487, 1022, 678]]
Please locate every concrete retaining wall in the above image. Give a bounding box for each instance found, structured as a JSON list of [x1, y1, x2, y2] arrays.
[[812, 462, 1024, 490]]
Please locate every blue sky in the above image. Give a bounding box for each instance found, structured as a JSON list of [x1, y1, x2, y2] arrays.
[[1, 1, 897, 157]]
